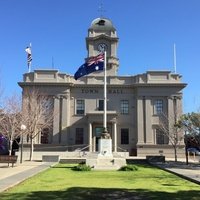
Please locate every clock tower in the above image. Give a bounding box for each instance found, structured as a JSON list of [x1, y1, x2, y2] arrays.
[[86, 18, 119, 76]]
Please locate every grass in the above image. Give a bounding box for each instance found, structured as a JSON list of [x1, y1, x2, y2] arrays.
[[1, 163, 200, 200]]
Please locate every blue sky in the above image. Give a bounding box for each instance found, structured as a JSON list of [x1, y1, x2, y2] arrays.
[[0, 0, 199, 113]]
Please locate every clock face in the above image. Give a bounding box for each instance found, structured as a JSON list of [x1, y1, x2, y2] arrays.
[[97, 43, 107, 52]]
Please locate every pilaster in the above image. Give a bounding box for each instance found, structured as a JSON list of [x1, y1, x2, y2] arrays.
[[89, 123, 92, 152], [113, 122, 117, 152], [53, 96, 60, 143], [137, 96, 145, 144], [145, 97, 153, 144]]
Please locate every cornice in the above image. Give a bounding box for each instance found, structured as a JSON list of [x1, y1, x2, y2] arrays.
[[18, 82, 74, 87], [86, 35, 119, 42]]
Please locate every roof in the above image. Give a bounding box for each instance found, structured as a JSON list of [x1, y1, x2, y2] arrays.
[[89, 17, 116, 32]]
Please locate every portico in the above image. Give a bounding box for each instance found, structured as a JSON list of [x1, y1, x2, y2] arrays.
[[87, 111, 118, 152]]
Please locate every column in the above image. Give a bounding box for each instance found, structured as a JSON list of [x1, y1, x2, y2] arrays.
[[61, 96, 68, 128], [66, 90, 71, 126], [143, 97, 146, 143], [145, 98, 153, 144], [53, 96, 60, 143], [59, 90, 70, 145], [61, 95, 68, 144], [137, 96, 145, 144], [93, 136, 96, 152], [113, 122, 117, 152], [168, 97, 174, 145], [88, 123, 92, 152]]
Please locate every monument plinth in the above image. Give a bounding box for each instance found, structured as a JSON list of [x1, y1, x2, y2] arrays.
[[86, 130, 127, 170], [98, 129, 112, 157]]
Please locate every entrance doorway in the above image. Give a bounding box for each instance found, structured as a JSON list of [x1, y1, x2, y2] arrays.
[[95, 127, 103, 151], [94, 126, 111, 151]]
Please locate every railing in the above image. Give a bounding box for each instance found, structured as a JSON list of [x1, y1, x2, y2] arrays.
[[74, 145, 92, 157], [117, 146, 127, 152], [116, 146, 128, 158], [25, 144, 90, 152]]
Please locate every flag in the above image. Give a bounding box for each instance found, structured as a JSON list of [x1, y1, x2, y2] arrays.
[[74, 53, 104, 80], [25, 46, 32, 68]]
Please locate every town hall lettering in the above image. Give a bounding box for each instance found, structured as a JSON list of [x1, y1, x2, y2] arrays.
[[81, 89, 99, 94], [108, 89, 123, 94], [81, 89, 123, 94]]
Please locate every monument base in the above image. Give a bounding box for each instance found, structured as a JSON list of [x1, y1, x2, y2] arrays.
[[85, 138, 127, 170], [86, 156, 127, 170], [98, 138, 112, 157]]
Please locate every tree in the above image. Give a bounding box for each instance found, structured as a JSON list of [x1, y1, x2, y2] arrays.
[[0, 94, 22, 156], [177, 112, 200, 164], [158, 112, 183, 162], [22, 88, 54, 161]]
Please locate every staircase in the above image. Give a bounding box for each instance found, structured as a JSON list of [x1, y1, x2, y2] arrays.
[[86, 152, 127, 170]]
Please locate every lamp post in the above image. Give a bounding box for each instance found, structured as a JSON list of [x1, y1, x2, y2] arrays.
[[20, 124, 26, 164]]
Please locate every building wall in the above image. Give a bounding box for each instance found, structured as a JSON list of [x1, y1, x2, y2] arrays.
[[19, 70, 186, 157], [18, 17, 186, 157]]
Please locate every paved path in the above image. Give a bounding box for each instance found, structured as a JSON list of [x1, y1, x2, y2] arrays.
[[0, 161, 55, 192], [153, 161, 200, 185]]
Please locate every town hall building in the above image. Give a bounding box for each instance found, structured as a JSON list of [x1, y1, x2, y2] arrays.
[[19, 17, 186, 157]]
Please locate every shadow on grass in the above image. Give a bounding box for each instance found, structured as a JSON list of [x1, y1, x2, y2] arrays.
[[1, 187, 200, 200]]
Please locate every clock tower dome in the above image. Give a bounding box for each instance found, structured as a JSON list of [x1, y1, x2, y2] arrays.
[[86, 18, 119, 76]]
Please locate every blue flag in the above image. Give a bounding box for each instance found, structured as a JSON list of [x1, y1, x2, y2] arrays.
[[74, 53, 104, 80]]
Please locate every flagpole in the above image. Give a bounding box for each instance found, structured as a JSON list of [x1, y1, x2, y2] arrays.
[[28, 43, 32, 73], [103, 51, 107, 133]]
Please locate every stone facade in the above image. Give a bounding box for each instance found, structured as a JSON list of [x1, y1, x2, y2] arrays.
[[18, 17, 186, 157]]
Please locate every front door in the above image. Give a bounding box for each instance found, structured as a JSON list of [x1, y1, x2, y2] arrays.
[[95, 127, 103, 151], [94, 126, 112, 151]]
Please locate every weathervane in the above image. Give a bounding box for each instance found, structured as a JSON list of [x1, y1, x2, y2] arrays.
[[98, 1, 106, 17]]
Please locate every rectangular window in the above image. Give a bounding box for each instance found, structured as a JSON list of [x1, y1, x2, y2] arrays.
[[121, 100, 129, 114], [76, 99, 85, 115], [121, 128, 129, 144], [156, 129, 168, 145], [154, 99, 163, 115], [75, 128, 84, 144], [98, 99, 104, 111]]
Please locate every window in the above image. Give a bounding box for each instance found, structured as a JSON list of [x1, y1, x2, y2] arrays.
[[121, 100, 129, 114], [156, 129, 168, 145], [75, 128, 84, 144], [98, 99, 104, 111], [76, 99, 85, 115], [121, 128, 129, 144], [154, 99, 163, 115], [41, 128, 49, 144]]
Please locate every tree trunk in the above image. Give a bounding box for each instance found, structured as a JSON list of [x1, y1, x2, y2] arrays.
[[8, 140, 13, 156], [185, 146, 189, 165], [29, 138, 34, 161], [174, 146, 177, 162], [8, 140, 13, 167]]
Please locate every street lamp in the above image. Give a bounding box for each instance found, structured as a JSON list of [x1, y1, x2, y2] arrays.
[[20, 124, 26, 164]]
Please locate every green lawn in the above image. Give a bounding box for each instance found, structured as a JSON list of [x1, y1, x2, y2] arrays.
[[1, 163, 200, 200]]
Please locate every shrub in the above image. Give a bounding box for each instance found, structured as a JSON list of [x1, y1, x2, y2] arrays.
[[72, 163, 92, 171], [119, 165, 138, 171]]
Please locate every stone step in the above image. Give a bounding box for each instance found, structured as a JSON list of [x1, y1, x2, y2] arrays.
[[93, 165, 120, 170], [86, 157, 127, 170], [97, 160, 114, 166]]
